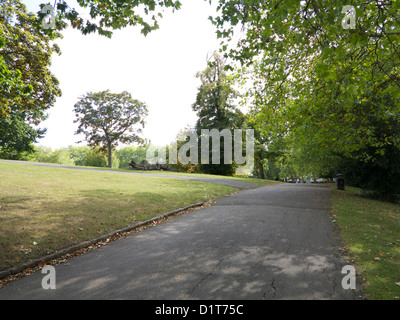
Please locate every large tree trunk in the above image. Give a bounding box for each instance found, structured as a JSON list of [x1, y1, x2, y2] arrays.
[[258, 160, 265, 179], [107, 142, 112, 168]]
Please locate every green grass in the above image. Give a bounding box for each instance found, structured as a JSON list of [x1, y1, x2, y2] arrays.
[[330, 185, 400, 300], [16, 160, 282, 186], [0, 161, 243, 272], [73, 164, 282, 186]]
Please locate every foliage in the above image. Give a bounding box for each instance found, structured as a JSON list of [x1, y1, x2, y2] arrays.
[[335, 105, 400, 201], [0, 33, 31, 118], [193, 52, 241, 130], [38, 0, 182, 37], [0, 106, 47, 159], [30, 145, 149, 169], [33, 146, 74, 165], [0, 0, 61, 159], [211, 0, 400, 190], [167, 158, 199, 173], [73, 90, 148, 168], [1, 0, 61, 117], [192, 52, 245, 176], [66, 145, 110, 167], [263, 159, 281, 181], [116, 145, 149, 168], [67, 145, 91, 166], [83, 147, 120, 168]]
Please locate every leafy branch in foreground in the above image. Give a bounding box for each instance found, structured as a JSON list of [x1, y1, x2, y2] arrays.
[[212, 0, 400, 166], [38, 0, 183, 37]]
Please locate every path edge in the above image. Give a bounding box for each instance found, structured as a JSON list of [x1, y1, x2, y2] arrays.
[[0, 201, 207, 280]]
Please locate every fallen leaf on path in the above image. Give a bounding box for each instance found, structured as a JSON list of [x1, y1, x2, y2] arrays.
[[38, 260, 46, 268]]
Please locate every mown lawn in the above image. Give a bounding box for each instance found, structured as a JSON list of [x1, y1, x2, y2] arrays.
[[83, 165, 282, 187], [0, 161, 243, 272], [330, 185, 400, 300]]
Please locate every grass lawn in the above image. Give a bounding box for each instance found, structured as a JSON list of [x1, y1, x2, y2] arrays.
[[0, 161, 248, 272], [330, 185, 400, 300], [74, 165, 282, 187]]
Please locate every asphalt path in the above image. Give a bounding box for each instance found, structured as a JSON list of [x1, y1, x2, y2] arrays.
[[0, 179, 363, 300]]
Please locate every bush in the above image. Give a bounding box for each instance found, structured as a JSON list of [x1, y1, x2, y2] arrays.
[[337, 148, 400, 202], [84, 148, 120, 168], [33, 145, 120, 168], [67, 145, 91, 166], [168, 160, 199, 173], [335, 115, 400, 202], [33, 146, 74, 165], [116, 146, 148, 169]]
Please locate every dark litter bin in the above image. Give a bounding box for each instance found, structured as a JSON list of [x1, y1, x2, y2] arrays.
[[336, 174, 345, 190]]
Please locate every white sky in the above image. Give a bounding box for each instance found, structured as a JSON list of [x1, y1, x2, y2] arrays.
[[22, 0, 226, 149]]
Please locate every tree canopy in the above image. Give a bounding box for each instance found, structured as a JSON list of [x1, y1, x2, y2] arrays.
[[0, 0, 61, 157], [211, 1, 400, 177], [192, 52, 245, 175], [38, 0, 183, 37], [192, 52, 243, 131], [1, 0, 62, 117], [208, 0, 400, 188], [73, 90, 149, 168]]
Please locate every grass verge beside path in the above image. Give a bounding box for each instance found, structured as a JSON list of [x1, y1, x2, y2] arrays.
[[330, 185, 400, 300], [0, 161, 241, 273], [59, 164, 282, 187]]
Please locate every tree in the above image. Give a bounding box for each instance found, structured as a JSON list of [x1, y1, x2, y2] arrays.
[[334, 95, 400, 201], [0, 105, 47, 159], [38, 0, 182, 37], [214, 0, 399, 149], [1, 0, 61, 116], [0, 0, 61, 158], [0, 32, 32, 118], [211, 0, 400, 190], [73, 90, 148, 168], [192, 52, 244, 176]]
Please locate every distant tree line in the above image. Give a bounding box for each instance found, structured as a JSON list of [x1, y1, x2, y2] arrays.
[[19, 145, 150, 169]]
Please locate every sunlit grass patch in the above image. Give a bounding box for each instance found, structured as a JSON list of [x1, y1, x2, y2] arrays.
[[330, 185, 400, 300], [0, 161, 238, 272]]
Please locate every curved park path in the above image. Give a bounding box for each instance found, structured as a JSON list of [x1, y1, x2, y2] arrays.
[[0, 160, 363, 299]]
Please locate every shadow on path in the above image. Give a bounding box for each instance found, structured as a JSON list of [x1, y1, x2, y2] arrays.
[[0, 182, 363, 300]]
